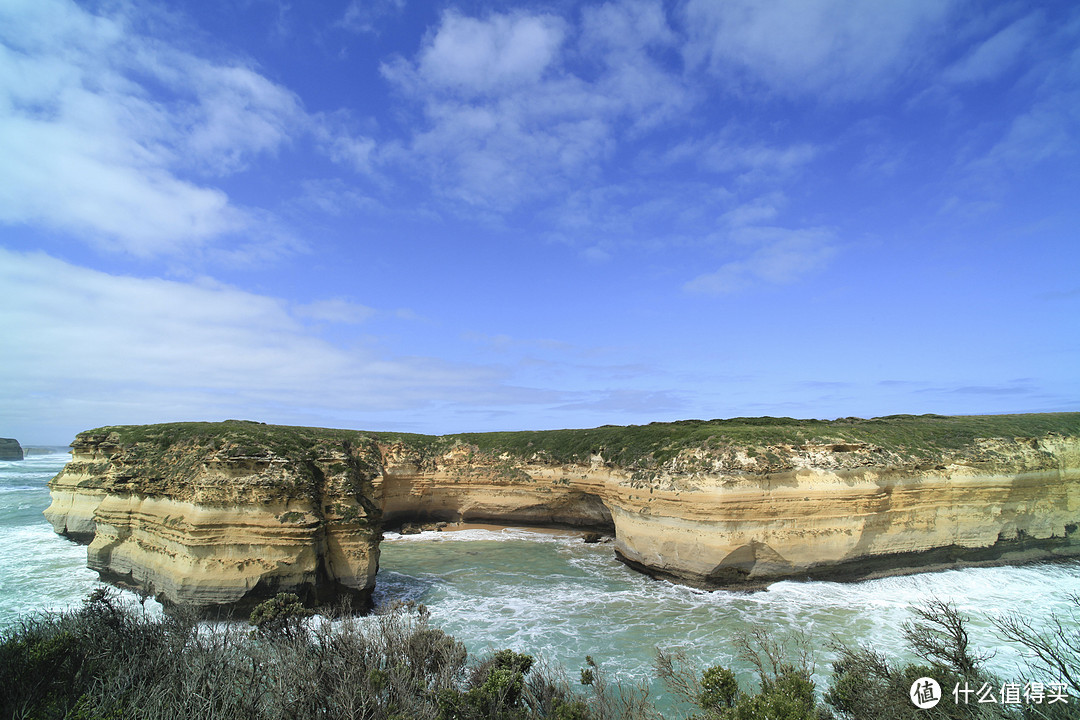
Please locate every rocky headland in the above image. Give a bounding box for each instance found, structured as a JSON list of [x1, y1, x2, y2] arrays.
[[45, 414, 1080, 610], [0, 438, 23, 461]]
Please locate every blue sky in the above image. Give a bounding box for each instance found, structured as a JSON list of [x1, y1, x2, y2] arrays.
[[2, 0, 1078, 444]]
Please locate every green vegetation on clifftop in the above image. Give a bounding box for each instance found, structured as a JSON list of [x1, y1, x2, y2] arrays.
[[81, 413, 1080, 470], [74, 420, 386, 502]]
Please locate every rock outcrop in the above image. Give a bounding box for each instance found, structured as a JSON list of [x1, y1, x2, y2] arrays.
[[0, 438, 23, 461], [45, 422, 381, 610], [46, 414, 1080, 609]]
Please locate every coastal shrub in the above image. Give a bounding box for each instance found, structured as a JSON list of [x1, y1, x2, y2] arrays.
[[0, 588, 195, 720], [4, 591, 1080, 720], [656, 628, 831, 720], [0, 621, 86, 718], [568, 654, 660, 720], [435, 650, 533, 720], [824, 599, 1034, 720], [723, 667, 827, 720], [902, 598, 991, 679], [993, 593, 1080, 700], [441, 649, 628, 720], [699, 665, 739, 710], [249, 591, 314, 638]]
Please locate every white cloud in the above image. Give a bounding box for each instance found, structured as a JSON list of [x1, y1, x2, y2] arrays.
[[663, 130, 818, 180], [0, 249, 518, 435], [942, 13, 1041, 85], [581, 0, 676, 52], [0, 0, 312, 256], [685, 227, 836, 294], [380, 1, 688, 211], [579, 0, 688, 129], [180, 63, 302, 175], [414, 11, 566, 95], [956, 18, 1080, 190], [0, 113, 244, 256], [683, 0, 958, 99], [294, 299, 376, 325], [340, 0, 405, 35], [991, 99, 1079, 165]]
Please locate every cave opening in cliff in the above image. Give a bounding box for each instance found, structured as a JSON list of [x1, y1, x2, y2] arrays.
[[382, 491, 615, 535]]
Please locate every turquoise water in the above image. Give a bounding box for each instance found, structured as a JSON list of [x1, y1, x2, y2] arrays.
[[0, 451, 102, 623], [375, 528, 1080, 697], [4, 452, 1079, 705]]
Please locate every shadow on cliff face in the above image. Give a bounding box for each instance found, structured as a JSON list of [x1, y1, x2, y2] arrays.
[[383, 491, 616, 535], [706, 541, 795, 585], [540, 491, 615, 532]]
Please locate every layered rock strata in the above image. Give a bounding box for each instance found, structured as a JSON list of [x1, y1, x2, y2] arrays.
[[46, 424, 381, 610], [46, 415, 1080, 609], [375, 433, 1080, 588]]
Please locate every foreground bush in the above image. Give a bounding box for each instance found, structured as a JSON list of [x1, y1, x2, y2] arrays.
[[657, 627, 832, 720], [1, 591, 1078, 719], [0, 591, 654, 720]]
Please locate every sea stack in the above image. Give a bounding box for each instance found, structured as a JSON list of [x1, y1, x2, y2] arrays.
[[45, 422, 382, 611], [0, 438, 23, 461]]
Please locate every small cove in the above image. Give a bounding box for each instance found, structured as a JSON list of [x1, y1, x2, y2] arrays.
[[375, 526, 1080, 705], [3, 453, 1079, 711]]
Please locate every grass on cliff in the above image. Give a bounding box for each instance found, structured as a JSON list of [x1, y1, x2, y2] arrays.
[[451, 413, 1080, 466], [82, 420, 377, 458], [82, 412, 1080, 470]]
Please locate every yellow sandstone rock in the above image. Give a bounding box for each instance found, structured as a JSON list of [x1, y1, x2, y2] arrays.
[[45, 416, 1080, 609], [46, 426, 380, 610]]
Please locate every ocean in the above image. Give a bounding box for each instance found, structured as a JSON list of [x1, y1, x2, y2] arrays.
[[3, 451, 1079, 704]]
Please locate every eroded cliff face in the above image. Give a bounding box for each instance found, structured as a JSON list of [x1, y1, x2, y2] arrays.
[[374, 433, 1080, 588], [606, 436, 1080, 586], [45, 425, 381, 610], [46, 416, 1080, 609]]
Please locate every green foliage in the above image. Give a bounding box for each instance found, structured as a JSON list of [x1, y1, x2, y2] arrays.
[[0, 627, 84, 717], [448, 412, 1079, 466], [1, 594, 632, 720], [80, 412, 1080, 482], [248, 591, 314, 638], [552, 699, 594, 720], [826, 654, 971, 719], [824, 600, 1033, 720], [721, 668, 826, 720], [492, 649, 537, 676], [0, 588, 180, 720], [700, 665, 738, 710], [685, 662, 828, 720], [6, 591, 1080, 720], [438, 650, 538, 720]]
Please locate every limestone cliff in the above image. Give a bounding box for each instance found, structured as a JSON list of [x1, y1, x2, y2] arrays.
[[0, 438, 23, 461], [45, 422, 381, 610], [46, 414, 1080, 608]]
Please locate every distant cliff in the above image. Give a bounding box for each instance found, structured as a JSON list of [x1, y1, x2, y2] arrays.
[[46, 414, 1080, 609], [0, 438, 23, 461]]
